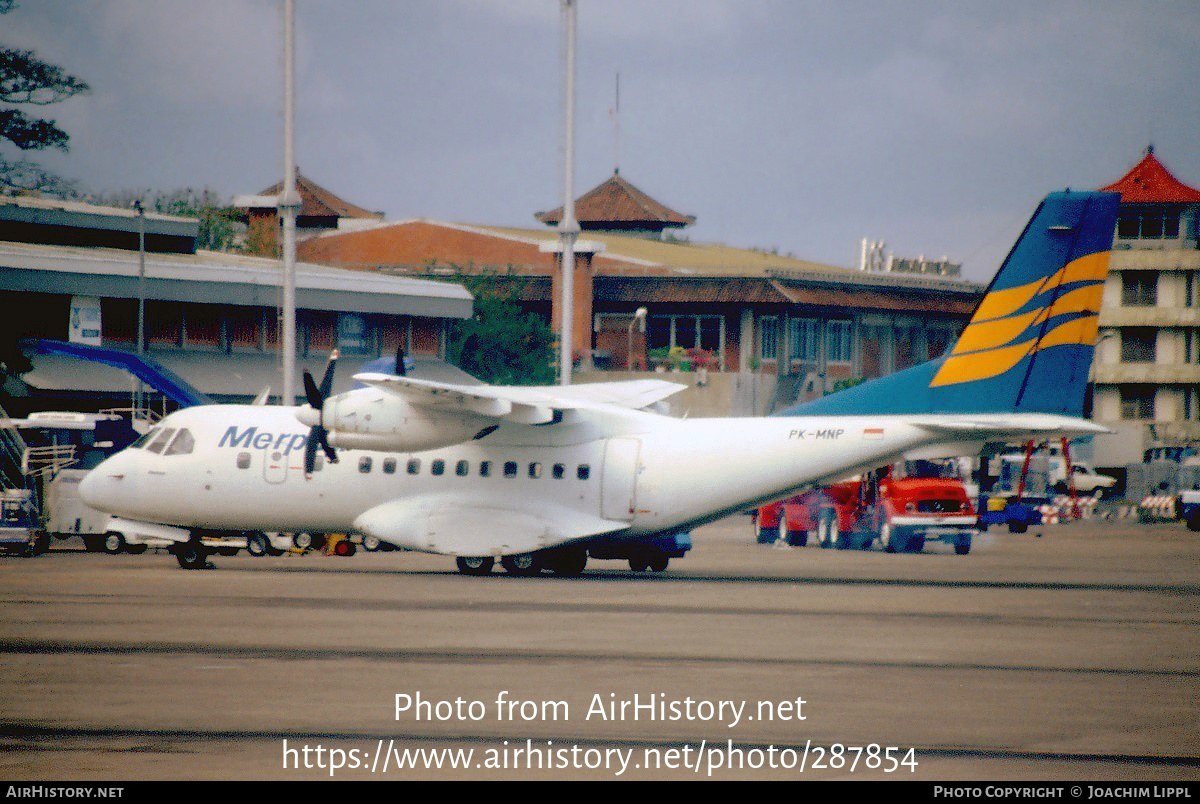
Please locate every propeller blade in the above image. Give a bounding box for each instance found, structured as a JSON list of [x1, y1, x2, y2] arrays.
[[302, 350, 340, 475], [319, 349, 339, 398], [302, 369, 322, 410], [303, 426, 319, 475], [319, 427, 338, 464]]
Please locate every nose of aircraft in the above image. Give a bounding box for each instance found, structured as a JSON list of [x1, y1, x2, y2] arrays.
[[79, 453, 129, 511]]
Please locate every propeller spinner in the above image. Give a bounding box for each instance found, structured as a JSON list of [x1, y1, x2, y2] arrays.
[[301, 350, 339, 475]]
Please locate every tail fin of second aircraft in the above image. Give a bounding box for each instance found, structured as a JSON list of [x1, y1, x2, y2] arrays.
[[782, 190, 1120, 417]]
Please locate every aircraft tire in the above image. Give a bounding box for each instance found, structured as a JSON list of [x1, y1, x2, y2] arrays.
[[175, 544, 210, 570], [501, 553, 540, 576], [102, 531, 126, 555], [547, 547, 587, 577], [647, 553, 669, 572], [456, 556, 495, 576], [246, 533, 269, 557], [629, 556, 648, 572]]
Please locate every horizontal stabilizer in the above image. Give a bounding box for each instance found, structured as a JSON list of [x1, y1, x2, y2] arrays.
[[910, 414, 1109, 438]]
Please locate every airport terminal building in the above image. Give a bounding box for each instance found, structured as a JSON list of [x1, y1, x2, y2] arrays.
[[0, 195, 473, 414], [292, 171, 983, 411], [1090, 148, 1200, 464]]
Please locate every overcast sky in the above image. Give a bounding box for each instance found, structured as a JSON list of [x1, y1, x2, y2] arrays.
[[7, 0, 1200, 281]]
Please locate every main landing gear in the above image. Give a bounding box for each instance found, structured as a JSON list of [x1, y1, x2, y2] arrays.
[[455, 546, 590, 577], [455, 544, 678, 577], [173, 541, 212, 570]]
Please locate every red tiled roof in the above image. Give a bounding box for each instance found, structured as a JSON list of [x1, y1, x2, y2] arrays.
[[536, 171, 695, 229], [297, 221, 554, 271], [1099, 148, 1200, 203], [256, 172, 380, 219]]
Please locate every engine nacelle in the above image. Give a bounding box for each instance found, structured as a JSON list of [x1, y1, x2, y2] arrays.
[[316, 389, 493, 452]]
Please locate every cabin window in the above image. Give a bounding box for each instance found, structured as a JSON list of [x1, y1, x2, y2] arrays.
[[431, 459, 445, 476], [577, 464, 590, 480], [236, 452, 251, 469], [407, 458, 420, 474], [359, 456, 372, 473], [455, 460, 469, 476], [529, 462, 542, 479], [504, 461, 517, 478], [382, 458, 396, 474], [552, 463, 565, 479], [479, 461, 491, 477]]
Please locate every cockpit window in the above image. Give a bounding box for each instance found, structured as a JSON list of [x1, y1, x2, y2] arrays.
[[130, 428, 158, 449], [144, 427, 177, 454], [164, 428, 194, 456]]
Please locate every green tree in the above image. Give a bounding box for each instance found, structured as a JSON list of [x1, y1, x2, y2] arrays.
[[443, 269, 556, 386], [0, 1, 90, 194]]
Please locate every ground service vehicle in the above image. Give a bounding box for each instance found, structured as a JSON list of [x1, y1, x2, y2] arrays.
[[756, 460, 977, 554], [1182, 489, 1200, 532], [0, 489, 49, 556]]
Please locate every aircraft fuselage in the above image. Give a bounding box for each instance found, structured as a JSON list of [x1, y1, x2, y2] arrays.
[[81, 402, 967, 554]]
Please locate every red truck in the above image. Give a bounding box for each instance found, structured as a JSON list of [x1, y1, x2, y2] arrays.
[[754, 460, 977, 554]]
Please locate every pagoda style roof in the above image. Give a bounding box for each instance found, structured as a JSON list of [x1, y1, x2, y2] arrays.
[[536, 171, 695, 233], [241, 171, 382, 219], [1099, 147, 1200, 203]]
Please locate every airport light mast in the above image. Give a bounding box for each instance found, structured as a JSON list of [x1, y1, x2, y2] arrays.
[[279, 0, 299, 406], [557, 0, 579, 386]]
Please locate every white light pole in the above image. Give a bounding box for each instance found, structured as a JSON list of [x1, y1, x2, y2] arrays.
[[280, 0, 299, 405], [134, 200, 145, 413], [558, 0, 579, 386]]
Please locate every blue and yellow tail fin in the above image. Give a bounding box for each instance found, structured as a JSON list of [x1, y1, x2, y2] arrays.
[[783, 190, 1120, 417]]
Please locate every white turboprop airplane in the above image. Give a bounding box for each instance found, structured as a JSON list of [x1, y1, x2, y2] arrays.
[[80, 190, 1120, 575]]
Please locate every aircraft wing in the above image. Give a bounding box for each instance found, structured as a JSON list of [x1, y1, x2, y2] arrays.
[[352, 373, 685, 425], [353, 494, 630, 556]]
